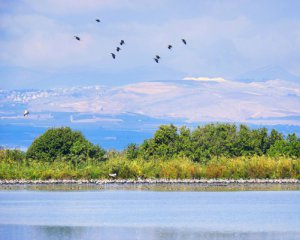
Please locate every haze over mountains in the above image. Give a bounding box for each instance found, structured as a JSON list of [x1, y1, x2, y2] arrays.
[[2, 66, 300, 123], [235, 65, 300, 83], [1, 66, 300, 150]]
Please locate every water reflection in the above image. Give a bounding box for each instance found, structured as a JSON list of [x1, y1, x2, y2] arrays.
[[1, 186, 300, 240], [1, 225, 299, 240], [37, 226, 84, 240]]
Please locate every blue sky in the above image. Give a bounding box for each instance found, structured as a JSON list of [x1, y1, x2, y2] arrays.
[[1, 0, 300, 149], [1, 0, 300, 89]]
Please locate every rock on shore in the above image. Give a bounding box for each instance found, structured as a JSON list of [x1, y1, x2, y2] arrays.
[[0, 179, 299, 185]]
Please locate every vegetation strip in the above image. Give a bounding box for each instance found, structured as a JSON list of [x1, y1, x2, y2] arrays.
[[1, 124, 300, 180]]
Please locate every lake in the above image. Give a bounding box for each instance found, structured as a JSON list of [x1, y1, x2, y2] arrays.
[[0, 185, 300, 240]]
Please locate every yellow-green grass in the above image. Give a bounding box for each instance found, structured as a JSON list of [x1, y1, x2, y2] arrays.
[[1, 155, 299, 180]]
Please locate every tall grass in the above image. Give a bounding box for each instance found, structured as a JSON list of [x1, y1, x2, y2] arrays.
[[1, 154, 299, 180], [205, 156, 300, 179]]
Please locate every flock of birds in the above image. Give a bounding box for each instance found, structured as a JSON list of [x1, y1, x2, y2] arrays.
[[73, 18, 187, 63], [22, 19, 188, 118], [153, 39, 187, 63], [110, 39, 125, 60]]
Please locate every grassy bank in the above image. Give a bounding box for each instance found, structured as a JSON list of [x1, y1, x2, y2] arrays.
[[1, 124, 300, 180], [1, 155, 299, 180]]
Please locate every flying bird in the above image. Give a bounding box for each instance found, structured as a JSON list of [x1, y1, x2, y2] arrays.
[[168, 45, 172, 50], [120, 40, 125, 45], [154, 58, 159, 63], [116, 47, 121, 52], [23, 110, 29, 117], [96, 19, 100, 22], [155, 55, 160, 59], [111, 53, 116, 59], [182, 39, 187, 45], [74, 36, 80, 41]]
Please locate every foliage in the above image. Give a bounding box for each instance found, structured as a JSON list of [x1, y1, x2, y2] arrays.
[[126, 143, 139, 160], [1, 124, 300, 180], [129, 123, 300, 162], [26, 127, 105, 162], [1, 152, 299, 180]]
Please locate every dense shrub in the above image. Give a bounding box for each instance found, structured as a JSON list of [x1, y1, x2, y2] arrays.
[[26, 127, 105, 162]]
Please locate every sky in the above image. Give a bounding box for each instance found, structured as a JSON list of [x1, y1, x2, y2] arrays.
[[1, 0, 300, 89], [1, 0, 300, 149]]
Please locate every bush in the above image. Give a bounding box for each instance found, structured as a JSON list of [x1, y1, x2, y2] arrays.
[[26, 127, 105, 162]]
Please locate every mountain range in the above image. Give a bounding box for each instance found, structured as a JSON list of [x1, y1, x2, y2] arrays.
[[1, 66, 300, 149]]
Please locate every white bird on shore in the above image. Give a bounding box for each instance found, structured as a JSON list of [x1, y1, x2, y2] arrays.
[[23, 110, 29, 117], [109, 173, 117, 178]]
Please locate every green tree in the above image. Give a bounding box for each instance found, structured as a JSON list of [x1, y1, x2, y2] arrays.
[[236, 125, 256, 156], [26, 127, 105, 162], [268, 129, 284, 147], [178, 126, 192, 157], [140, 124, 179, 159], [286, 133, 300, 157], [126, 143, 139, 160], [190, 124, 215, 162], [267, 133, 300, 158], [251, 128, 269, 155], [267, 139, 288, 157], [190, 123, 238, 162]]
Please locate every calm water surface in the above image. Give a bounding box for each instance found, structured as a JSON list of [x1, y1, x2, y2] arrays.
[[0, 185, 300, 240]]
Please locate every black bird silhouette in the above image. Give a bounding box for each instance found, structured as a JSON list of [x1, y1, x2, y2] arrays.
[[116, 47, 121, 52], [168, 45, 172, 50], [120, 40, 125, 45], [96, 19, 100, 22], [74, 36, 80, 41], [182, 39, 187, 45], [111, 53, 116, 59], [155, 55, 160, 59], [154, 58, 159, 63]]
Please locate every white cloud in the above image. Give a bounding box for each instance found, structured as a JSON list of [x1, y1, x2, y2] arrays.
[[1, 1, 300, 88], [23, 0, 126, 15], [22, 0, 164, 15]]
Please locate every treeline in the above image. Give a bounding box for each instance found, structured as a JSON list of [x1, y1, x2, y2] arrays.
[[127, 124, 300, 162], [0, 124, 300, 180]]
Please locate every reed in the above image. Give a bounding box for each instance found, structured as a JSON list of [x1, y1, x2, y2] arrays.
[[1, 152, 299, 180]]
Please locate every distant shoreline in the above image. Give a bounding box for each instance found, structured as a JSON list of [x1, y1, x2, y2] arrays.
[[1, 179, 299, 185]]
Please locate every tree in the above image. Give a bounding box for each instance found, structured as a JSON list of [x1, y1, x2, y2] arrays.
[[26, 127, 105, 162], [236, 125, 256, 156], [267, 139, 287, 157], [251, 128, 269, 155], [140, 124, 180, 159], [286, 133, 300, 157], [137, 123, 298, 162], [268, 129, 284, 147], [178, 126, 192, 157], [126, 143, 139, 160]]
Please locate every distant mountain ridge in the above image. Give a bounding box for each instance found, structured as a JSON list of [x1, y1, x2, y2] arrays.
[[235, 65, 300, 83], [2, 72, 300, 150], [1, 66, 300, 129]]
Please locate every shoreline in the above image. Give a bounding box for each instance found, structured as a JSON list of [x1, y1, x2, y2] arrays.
[[1, 179, 299, 185]]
